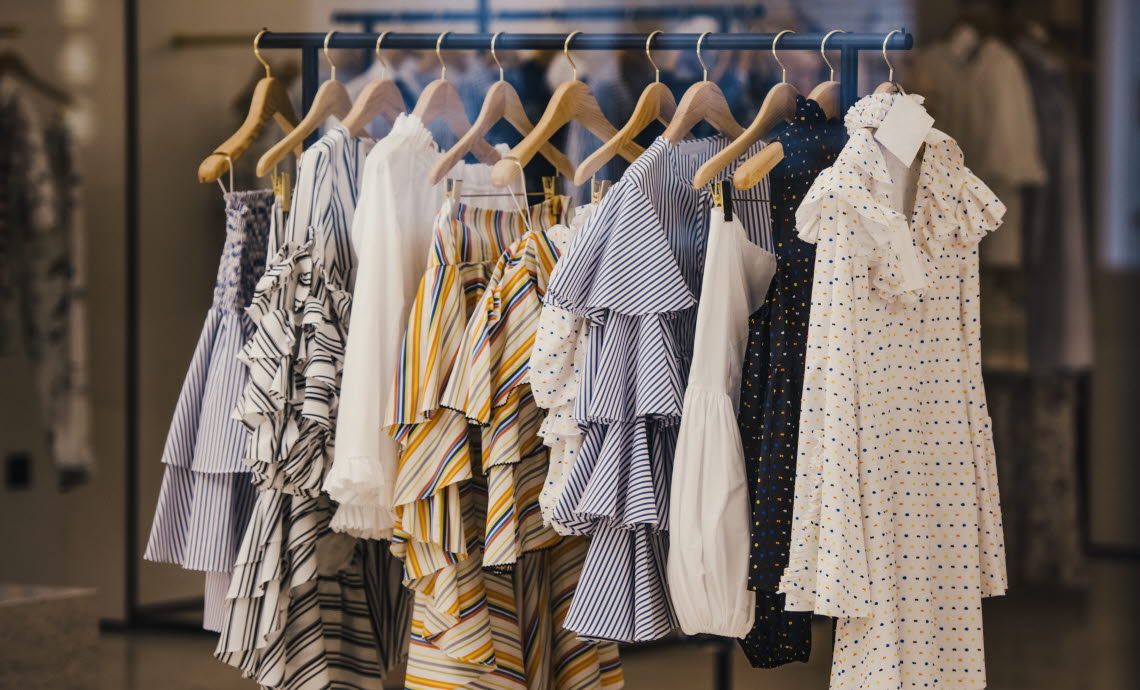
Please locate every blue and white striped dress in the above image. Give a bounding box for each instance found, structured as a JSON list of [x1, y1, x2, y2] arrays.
[[544, 135, 773, 642], [144, 190, 271, 631], [216, 126, 411, 689]]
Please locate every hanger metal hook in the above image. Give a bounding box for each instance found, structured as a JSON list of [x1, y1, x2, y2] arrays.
[[696, 31, 711, 81], [436, 31, 450, 80], [772, 29, 795, 83], [253, 28, 271, 78], [645, 30, 663, 83], [821, 29, 845, 81], [491, 31, 504, 82], [882, 29, 901, 84], [375, 30, 392, 79], [323, 30, 338, 80], [564, 31, 581, 81]]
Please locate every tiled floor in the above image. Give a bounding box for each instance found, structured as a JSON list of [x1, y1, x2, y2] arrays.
[[98, 559, 1140, 689]]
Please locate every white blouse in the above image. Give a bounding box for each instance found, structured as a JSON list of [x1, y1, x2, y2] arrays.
[[783, 93, 1007, 689], [666, 211, 776, 637], [325, 114, 512, 539]]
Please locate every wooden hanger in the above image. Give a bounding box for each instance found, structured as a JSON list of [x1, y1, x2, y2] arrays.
[[873, 30, 907, 94], [806, 29, 845, 120], [693, 30, 800, 188], [491, 31, 644, 188], [255, 31, 353, 177], [432, 32, 573, 185], [199, 30, 300, 184], [573, 30, 676, 186], [661, 31, 745, 144], [341, 31, 407, 137], [413, 31, 499, 165]]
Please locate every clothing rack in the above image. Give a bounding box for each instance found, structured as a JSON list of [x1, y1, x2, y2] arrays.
[[121, 21, 914, 690], [255, 30, 913, 135]]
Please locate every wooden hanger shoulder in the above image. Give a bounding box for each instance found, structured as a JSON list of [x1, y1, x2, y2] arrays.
[[413, 78, 499, 165], [256, 78, 352, 177], [574, 81, 675, 186], [691, 81, 797, 188], [661, 80, 745, 144], [430, 81, 573, 185], [341, 77, 406, 137], [807, 80, 841, 121], [732, 141, 785, 191], [491, 79, 643, 188], [199, 76, 299, 184]]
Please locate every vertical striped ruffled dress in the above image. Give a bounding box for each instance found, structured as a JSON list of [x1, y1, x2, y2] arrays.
[[543, 135, 774, 643], [216, 126, 410, 690], [145, 190, 271, 631]]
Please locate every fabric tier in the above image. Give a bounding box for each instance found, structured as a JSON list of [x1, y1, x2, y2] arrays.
[[542, 135, 774, 643], [782, 93, 1007, 688], [667, 214, 776, 638], [144, 190, 271, 629]]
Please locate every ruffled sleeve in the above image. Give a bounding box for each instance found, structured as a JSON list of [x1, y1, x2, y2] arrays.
[[545, 183, 695, 323], [956, 169, 1006, 244]]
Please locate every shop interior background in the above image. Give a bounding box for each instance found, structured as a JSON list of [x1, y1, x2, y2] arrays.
[[1, 0, 1137, 687]]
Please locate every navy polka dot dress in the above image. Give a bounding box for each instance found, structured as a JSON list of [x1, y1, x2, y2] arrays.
[[736, 96, 845, 667]]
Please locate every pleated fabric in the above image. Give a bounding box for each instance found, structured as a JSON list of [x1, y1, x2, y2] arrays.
[[543, 135, 774, 642], [144, 189, 271, 630], [216, 126, 411, 689]]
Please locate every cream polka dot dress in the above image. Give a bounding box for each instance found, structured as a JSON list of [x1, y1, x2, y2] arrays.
[[782, 93, 1008, 689]]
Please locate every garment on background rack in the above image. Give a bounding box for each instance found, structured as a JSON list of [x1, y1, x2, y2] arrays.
[[0, 78, 94, 484], [782, 93, 1007, 689], [666, 204, 776, 638], [217, 125, 410, 689], [145, 189, 271, 632], [544, 134, 773, 643], [736, 95, 845, 668]]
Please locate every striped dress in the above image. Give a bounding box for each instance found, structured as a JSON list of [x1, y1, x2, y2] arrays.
[[144, 190, 271, 631], [217, 126, 410, 689], [443, 213, 624, 687], [544, 135, 774, 642]]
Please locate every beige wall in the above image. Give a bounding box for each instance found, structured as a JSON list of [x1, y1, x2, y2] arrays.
[[0, 0, 128, 620]]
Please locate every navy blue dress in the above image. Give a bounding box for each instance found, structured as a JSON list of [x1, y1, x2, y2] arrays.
[[737, 96, 846, 667]]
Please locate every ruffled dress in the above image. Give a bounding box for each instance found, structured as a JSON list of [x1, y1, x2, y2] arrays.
[[782, 93, 1008, 689], [736, 96, 846, 667], [544, 135, 775, 642], [440, 208, 625, 688], [386, 193, 602, 690], [216, 126, 410, 689], [530, 204, 595, 530], [145, 190, 271, 632]]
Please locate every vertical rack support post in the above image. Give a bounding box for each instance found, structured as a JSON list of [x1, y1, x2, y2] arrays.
[[301, 44, 321, 149], [840, 45, 859, 114]]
